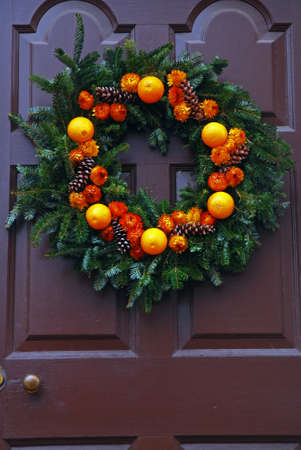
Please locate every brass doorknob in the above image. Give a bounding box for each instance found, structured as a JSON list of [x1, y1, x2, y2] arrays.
[[23, 374, 41, 393]]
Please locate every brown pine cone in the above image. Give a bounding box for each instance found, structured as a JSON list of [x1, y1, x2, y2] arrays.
[[95, 86, 135, 104], [111, 219, 130, 254], [229, 145, 250, 165], [180, 80, 199, 111], [170, 222, 215, 237], [194, 107, 205, 121], [68, 158, 95, 193], [219, 145, 250, 171], [179, 80, 205, 121]]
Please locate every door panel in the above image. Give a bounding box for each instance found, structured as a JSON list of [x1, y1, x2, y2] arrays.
[[11, 446, 131, 450], [175, 0, 293, 128], [173, 1, 298, 351], [181, 446, 300, 450], [2, 0, 301, 447]]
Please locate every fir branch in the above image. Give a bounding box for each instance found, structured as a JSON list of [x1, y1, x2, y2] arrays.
[[29, 74, 54, 93], [74, 211, 90, 244], [94, 270, 107, 291], [148, 128, 169, 155], [100, 143, 129, 168], [55, 48, 78, 72], [127, 255, 162, 308], [8, 113, 44, 147], [73, 13, 84, 63], [31, 211, 66, 246], [28, 106, 55, 123], [5, 204, 22, 228], [209, 266, 222, 286]]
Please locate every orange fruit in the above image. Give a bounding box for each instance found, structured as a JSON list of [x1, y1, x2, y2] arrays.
[[137, 76, 164, 104], [86, 203, 111, 230], [90, 166, 108, 186], [110, 103, 127, 122], [200, 211, 216, 226], [141, 228, 168, 255], [93, 103, 110, 120], [67, 117, 94, 143], [78, 91, 94, 110], [208, 172, 228, 191], [201, 122, 228, 148], [171, 210, 187, 225], [207, 192, 234, 219], [83, 185, 102, 204]]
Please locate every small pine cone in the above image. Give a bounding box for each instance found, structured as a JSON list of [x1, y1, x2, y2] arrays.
[[218, 166, 230, 174], [186, 222, 199, 235], [230, 145, 250, 164], [199, 224, 215, 235], [96, 86, 135, 104], [194, 106, 205, 121], [180, 80, 202, 118], [171, 222, 215, 237], [111, 220, 131, 255], [191, 223, 215, 236], [68, 158, 95, 193], [219, 145, 250, 170], [170, 224, 185, 237]]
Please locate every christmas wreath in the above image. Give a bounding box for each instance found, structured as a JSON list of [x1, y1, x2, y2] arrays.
[[7, 14, 293, 312]]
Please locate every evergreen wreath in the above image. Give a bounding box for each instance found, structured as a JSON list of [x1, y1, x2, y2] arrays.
[[7, 14, 294, 312]]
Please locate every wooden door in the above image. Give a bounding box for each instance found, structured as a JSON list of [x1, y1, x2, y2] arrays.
[[1, 0, 301, 448]]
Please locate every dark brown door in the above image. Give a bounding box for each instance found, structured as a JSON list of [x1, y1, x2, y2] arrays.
[[1, 0, 301, 448]]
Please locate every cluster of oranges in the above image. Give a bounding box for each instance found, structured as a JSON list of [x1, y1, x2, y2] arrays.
[[67, 117, 108, 211], [87, 201, 168, 260], [201, 121, 248, 219], [120, 72, 164, 104], [202, 121, 246, 165], [101, 202, 146, 261], [78, 91, 127, 122], [77, 72, 165, 125]]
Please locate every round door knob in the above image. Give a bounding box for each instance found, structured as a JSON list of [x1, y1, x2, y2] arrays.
[[23, 374, 41, 393]]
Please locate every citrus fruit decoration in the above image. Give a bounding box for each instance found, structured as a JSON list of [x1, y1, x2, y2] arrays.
[[110, 103, 127, 122], [85, 203, 111, 230], [67, 117, 95, 143], [200, 211, 216, 226], [208, 172, 228, 191], [137, 76, 164, 103], [201, 122, 228, 148], [6, 14, 294, 312], [141, 228, 168, 255], [207, 192, 235, 219], [171, 210, 187, 225]]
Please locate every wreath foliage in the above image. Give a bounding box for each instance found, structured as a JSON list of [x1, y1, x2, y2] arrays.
[[7, 14, 294, 312]]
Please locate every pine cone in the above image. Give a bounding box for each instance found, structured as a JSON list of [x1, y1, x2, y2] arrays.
[[111, 220, 131, 255], [68, 158, 95, 193], [95, 86, 135, 104], [219, 145, 250, 172], [170, 222, 215, 237], [180, 79, 204, 120]]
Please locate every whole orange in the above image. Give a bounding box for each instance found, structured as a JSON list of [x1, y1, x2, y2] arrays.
[[207, 192, 234, 219], [201, 122, 228, 148], [200, 211, 216, 226], [67, 117, 94, 143], [110, 103, 127, 122], [141, 228, 168, 255], [208, 172, 228, 191], [137, 76, 164, 104], [86, 203, 111, 230], [171, 210, 187, 225]]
